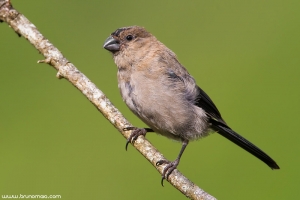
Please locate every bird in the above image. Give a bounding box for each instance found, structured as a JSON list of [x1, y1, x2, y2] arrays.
[[103, 26, 280, 185]]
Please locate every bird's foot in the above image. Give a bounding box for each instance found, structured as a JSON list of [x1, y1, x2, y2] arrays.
[[124, 127, 148, 150], [156, 159, 180, 186]]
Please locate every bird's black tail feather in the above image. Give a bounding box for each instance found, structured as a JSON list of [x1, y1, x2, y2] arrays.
[[211, 121, 280, 169]]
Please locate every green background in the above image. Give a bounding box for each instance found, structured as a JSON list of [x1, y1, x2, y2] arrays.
[[0, 0, 299, 199]]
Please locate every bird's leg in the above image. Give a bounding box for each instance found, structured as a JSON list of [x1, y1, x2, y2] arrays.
[[123, 127, 154, 150], [156, 140, 189, 186]]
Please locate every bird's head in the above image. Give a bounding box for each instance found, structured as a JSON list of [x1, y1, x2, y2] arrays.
[[103, 26, 152, 55], [103, 26, 177, 72]]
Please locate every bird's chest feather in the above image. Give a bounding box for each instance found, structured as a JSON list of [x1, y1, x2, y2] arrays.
[[117, 69, 155, 115], [118, 77, 138, 114], [118, 69, 187, 134]]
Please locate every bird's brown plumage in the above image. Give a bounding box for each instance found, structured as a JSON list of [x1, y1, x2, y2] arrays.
[[103, 26, 279, 184], [108, 26, 210, 141]]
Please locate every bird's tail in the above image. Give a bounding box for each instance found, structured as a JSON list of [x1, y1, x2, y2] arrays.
[[211, 121, 280, 169]]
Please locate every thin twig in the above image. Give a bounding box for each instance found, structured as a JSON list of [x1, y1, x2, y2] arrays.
[[0, 1, 216, 199]]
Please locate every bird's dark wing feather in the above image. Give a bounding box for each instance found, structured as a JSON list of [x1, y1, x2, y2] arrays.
[[195, 85, 280, 169], [195, 86, 227, 125], [211, 120, 280, 169]]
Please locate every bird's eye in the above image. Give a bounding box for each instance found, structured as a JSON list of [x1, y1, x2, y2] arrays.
[[126, 35, 134, 41]]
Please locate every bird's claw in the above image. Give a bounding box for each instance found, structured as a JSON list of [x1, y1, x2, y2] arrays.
[[124, 127, 147, 150], [123, 127, 136, 131], [156, 159, 179, 186]]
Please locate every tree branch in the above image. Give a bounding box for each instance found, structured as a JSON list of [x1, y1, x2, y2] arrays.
[[0, 1, 216, 199]]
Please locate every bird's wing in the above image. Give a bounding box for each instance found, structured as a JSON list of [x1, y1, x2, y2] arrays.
[[195, 86, 280, 169], [195, 86, 228, 126]]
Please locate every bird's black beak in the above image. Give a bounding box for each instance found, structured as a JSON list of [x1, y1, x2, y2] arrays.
[[103, 36, 120, 52]]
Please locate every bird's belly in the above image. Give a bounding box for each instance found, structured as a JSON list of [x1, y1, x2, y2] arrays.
[[118, 78, 210, 141], [130, 94, 209, 140]]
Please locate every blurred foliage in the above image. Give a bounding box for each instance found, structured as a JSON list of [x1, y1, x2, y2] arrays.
[[0, 0, 299, 199]]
